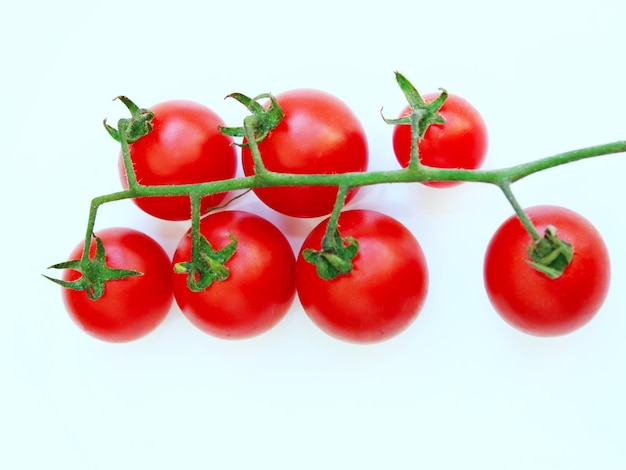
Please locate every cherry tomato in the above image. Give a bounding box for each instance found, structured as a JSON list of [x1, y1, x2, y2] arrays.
[[172, 211, 296, 339], [484, 205, 610, 336], [296, 210, 428, 343], [241, 89, 368, 218], [392, 93, 488, 187], [119, 100, 237, 221], [61, 228, 173, 342]]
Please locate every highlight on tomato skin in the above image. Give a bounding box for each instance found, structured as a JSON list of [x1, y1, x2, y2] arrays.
[[296, 210, 429, 344], [392, 93, 488, 188], [483, 205, 611, 337]]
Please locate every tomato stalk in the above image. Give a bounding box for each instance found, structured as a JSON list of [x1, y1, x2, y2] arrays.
[[498, 181, 542, 242], [188, 189, 204, 276], [243, 116, 268, 175], [495, 180, 576, 278], [171, 188, 241, 291], [322, 184, 352, 248], [301, 184, 360, 280], [408, 112, 423, 171], [118, 120, 140, 188]]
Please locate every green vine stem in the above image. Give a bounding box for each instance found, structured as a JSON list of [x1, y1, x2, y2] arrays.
[[498, 181, 542, 242], [322, 184, 352, 249], [61, 137, 626, 286], [76, 138, 626, 220], [189, 188, 204, 271]]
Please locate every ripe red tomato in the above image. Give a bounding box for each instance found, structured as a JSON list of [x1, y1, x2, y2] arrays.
[[119, 100, 237, 221], [392, 93, 487, 187], [296, 210, 428, 343], [61, 228, 173, 342], [241, 89, 368, 218], [484, 205, 610, 336], [171, 211, 296, 339]]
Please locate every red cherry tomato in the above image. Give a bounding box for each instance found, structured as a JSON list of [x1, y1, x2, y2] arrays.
[[241, 89, 368, 218], [392, 93, 488, 187], [296, 210, 429, 343], [119, 100, 237, 221], [172, 211, 296, 339], [61, 228, 173, 342], [484, 205, 610, 336]]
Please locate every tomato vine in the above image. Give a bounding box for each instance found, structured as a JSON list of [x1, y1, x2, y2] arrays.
[[45, 71, 625, 341]]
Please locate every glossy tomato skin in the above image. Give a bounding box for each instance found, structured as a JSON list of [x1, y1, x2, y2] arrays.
[[172, 211, 296, 339], [241, 89, 368, 218], [62, 228, 173, 342], [484, 205, 610, 336], [296, 210, 428, 343], [119, 100, 237, 221], [392, 93, 487, 188]]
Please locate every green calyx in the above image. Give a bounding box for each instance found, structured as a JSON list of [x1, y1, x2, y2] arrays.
[[44, 235, 142, 300], [383, 71, 447, 140], [302, 228, 359, 281], [526, 226, 574, 279], [103, 96, 155, 144], [218, 92, 284, 145], [173, 234, 237, 292]]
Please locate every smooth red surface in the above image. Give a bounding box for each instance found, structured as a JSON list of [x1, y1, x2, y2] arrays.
[[296, 210, 429, 343], [484, 205, 610, 336], [172, 211, 296, 339]]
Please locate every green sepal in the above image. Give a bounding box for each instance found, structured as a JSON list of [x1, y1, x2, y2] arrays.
[[302, 229, 359, 281], [218, 125, 246, 139], [218, 92, 284, 145], [395, 71, 427, 109], [44, 235, 142, 300], [526, 226, 574, 279], [103, 120, 121, 141], [225, 92, 267, 115], [116, 95, 141, 115], [173, 235, 237, 292]]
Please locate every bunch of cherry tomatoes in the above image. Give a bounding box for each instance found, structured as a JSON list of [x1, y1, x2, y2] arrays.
[[51, 86, 611, 344]]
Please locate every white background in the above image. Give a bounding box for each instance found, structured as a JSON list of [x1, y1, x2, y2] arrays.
[[2, 0, 626, 468]]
